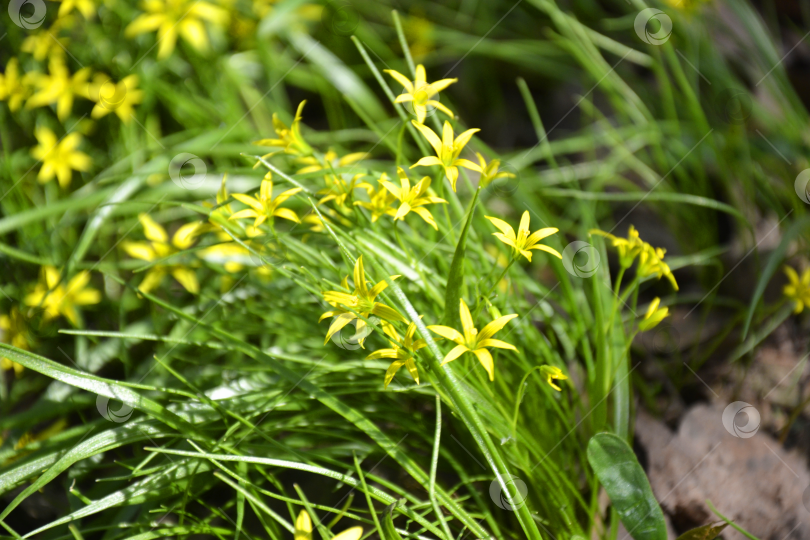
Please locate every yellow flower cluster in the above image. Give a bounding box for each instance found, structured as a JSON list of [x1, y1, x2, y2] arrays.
[[590, 225, 678, 290], [0, 57, 142, 124]]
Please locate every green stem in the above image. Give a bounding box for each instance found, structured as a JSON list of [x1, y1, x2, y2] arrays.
[[429, 396, 454, 540]]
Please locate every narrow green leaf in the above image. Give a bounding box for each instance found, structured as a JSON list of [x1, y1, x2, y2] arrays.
[[742, 214, 810, 338], [675, 522, 728, 540], [442, 188, 480, 328], [382, 502, 404, 540], [0, 344, 205, 439], [587, 433, 666, 540]]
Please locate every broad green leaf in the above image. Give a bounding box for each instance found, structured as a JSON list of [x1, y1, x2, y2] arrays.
[[442, 187, 481, 328], [676, 522, 728, 540], [587, 433, 666, 540]]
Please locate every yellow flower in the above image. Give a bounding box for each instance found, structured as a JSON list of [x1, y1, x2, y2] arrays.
[[485, 211, 561, 262], [0, 58, 30, 112], [25, 58, 92, 121], [89, 75, 143, 123], [320, 255, 405, 348], [296, 149, 367, 175], [24, 266, 100, 326], [638, 297, 669, 331], [31, 126, 92, 189], [476, 152, 514, 188], [427, 299, 517, 381], [253, 101, 313, 157], [49, 0, 96, 18], [379, 167, 447, 230], [539, 365, 568, 392], [384, 64, 456, 123], [317, 173, 372, 210], [21, 27, 68, 61], [590, 226, 644, 269], [0, 308, 32, 377], [294, 510, 362, 540], [783, 266, 810, 314], [122, 214, 203, 294], [590, 225, 678, 290], [368, 319, 429, 387], [637, 244, 678, 291], [229, 173, 302, 227], [410, 120, 482, 192], [125, 0, 229, 59], [353, 180, 396, 223]]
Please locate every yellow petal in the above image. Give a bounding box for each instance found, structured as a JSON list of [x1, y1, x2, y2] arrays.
[[472, 348, 495, 381], [427, 325, 463, 344], [138, 213, 168, 243], [171, 267, 199, 294], [441, 344, 468, 365], [478, 314, 518, 341], [294, 510, 312, 540], [332, 527, 363, 540]]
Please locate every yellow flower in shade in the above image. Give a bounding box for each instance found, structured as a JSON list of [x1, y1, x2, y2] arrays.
[[427, 299, 518, 381], [368, 319, 429, 387], [31, 126, 92, 189], [410, 121, 482, 191], [0, 308, 32, 377], [294, 510, 362, 540], [122, 214, 203, 294], [320, 256, 406, 348], [590, 225, 678, 290], [379, 167, 447, 230], [637, 244, 678, 291], [253, 101, 313, 158], [485, 211, 561, 262], [24, 266, 100, 326], [353, 180, 396, 223], [49, 0, 96, 18], [89, 75, 143, 123], [25, 58, 92, 121], [783, 266, 810, 314], [384, 64, 456, 124], [125, 0, 229, 59], [639, 297, 669, 331], [0, 58, 31, 112], [229, 173, 302, 227], [317, 173, 372, 209], [476, 153, 514, 188], [296, 149, 367, 175], [539, 365, 568, 391]]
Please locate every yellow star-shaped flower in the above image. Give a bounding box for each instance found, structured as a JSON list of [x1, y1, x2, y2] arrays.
[[485, 211, 561, 262], [24, 266, 101, 326], [229, 173, 302, 227], [410, 120, 482, 192], [428, 299, 518, 381], [368, 319, 429, 387], [30, 126, 92, 189], [784, 266, 810, 314], [380, 167, 447, 230], [385, 64, 456, 123]]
